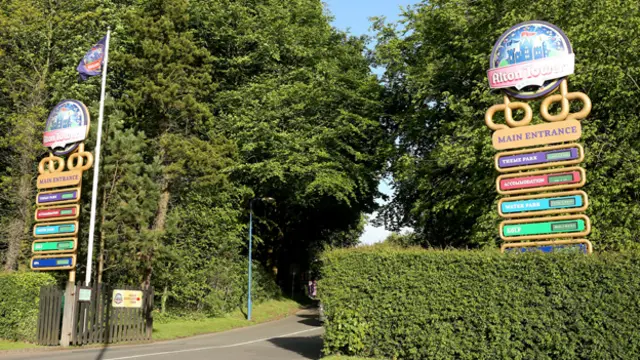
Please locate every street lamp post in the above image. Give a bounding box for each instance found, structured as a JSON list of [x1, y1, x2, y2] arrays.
[[248, 197, 274, 321]]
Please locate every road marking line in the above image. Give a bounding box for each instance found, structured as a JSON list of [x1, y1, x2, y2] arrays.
[[104, 327, 323, 360]]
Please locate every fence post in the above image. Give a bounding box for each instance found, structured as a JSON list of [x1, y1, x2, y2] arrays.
[[60, 281, 76, 347]]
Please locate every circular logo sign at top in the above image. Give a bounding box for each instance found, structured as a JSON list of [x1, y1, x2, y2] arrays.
[[43, 100, 90, 155], [488, 21, 574, 100]]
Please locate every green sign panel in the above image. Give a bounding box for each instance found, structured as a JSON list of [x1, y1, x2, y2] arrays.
[[33, 240, 75, 252], [545, 150, 572, 160], [503, 220, 586, 237], [549, 198, 576, 207], [548, 174, 574, 184]]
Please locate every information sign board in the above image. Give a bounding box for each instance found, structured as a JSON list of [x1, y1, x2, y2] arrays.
[[36, 188, 81, 206], [33, 221, 78, 238], [501, 239, 592, 254], [499, 191, 588, 218], [492, 120, 581, 150], [30, 254, 76, 271], [497, 167, 585, 195], [35, 205, 79, 222], [37, 170, 82, 190], [32, 238, 77, 254], [495, 144, 583, 173], [112, 290, 143, 308], [500, 215, 590, 241]]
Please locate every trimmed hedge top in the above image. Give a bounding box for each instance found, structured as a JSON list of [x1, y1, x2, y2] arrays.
[[319, 247, 640, 359], [0, 272, 56, 342]]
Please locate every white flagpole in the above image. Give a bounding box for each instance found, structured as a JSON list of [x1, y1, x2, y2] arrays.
[[85, 28, 111, 286]]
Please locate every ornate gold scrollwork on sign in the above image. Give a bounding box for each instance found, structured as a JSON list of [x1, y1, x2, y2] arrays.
[[485, 95, 533, 131], [485, 81, 592, 131], [39, 154, 66, 175], [540, 79, 592, 122], [66, 143, 94, 171]]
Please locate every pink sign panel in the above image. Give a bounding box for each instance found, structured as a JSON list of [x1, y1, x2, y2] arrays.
[[488, 54, 574, 90], [500, 171, 581, 191]]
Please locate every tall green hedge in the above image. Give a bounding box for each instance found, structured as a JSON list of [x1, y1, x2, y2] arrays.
[[0, 272, 56, 342], [319, 247, 640, 359]]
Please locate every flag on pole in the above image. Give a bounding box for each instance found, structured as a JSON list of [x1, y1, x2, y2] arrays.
[[77, 36, 107, 80]]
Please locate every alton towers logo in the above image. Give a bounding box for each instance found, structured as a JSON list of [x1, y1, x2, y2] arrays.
[[488, 20, 574, 100]]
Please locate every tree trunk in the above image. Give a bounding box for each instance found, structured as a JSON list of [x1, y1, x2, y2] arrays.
[[142, 181, 170, 289], [161, 286, 169, 313]]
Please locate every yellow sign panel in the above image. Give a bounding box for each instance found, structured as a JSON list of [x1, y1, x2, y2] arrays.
[[112, 290, 143, 308], [37, 170, 82, 189], [491, 119, 582, 150]]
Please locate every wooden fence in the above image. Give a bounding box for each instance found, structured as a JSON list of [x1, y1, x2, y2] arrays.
[[37, 282, 154, 346], [37, 285, 63, 346]]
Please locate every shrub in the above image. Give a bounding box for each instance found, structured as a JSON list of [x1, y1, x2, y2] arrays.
[[202, 260, 281, 317], [0, 272, 56, 342], [319, 247, 640, 359]]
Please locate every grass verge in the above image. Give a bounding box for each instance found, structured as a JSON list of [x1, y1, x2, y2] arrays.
[[0, 339, 41, 351], [1, 298, 301, 350], [152, 298, 301, 341], [324, 356, 382, 360]]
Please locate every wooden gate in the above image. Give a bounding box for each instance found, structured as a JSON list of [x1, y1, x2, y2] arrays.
[[37, 282, 154, 346], [72, 282, 154, 345], [36, 285, 63, 346]]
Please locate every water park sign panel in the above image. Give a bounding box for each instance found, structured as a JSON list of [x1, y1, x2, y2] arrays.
[[484, 21, 593, 254], [43, 100, 90, 156], [488, 21, 574, 100], [498, 191, 588, 218]]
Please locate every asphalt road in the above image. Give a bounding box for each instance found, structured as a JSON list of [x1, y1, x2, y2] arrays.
[[1, 309, 324, 360]]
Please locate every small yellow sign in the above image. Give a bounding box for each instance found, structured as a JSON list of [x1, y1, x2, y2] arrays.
[[491, 119, 582, 150], [112, 290, 143, 308], [37, 170, 82, 189]]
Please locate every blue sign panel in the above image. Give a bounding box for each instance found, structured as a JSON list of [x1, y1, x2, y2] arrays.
[[31, 257, 74, 268], [505, 244, 588, 254], [34, 223, 76, 236], [501, 195, 583, 214]]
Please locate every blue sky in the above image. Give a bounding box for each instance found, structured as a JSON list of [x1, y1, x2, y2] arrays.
[[325, 0, 416, 38], [324, 0, 418, 244]]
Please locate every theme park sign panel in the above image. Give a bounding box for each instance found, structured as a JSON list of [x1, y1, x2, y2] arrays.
[[496, 144, 582, 172]]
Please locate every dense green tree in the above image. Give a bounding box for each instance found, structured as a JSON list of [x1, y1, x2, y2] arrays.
[[97, 116, 161, 286], [208, 0, 389, 285], [376, 0, 640, 250]]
